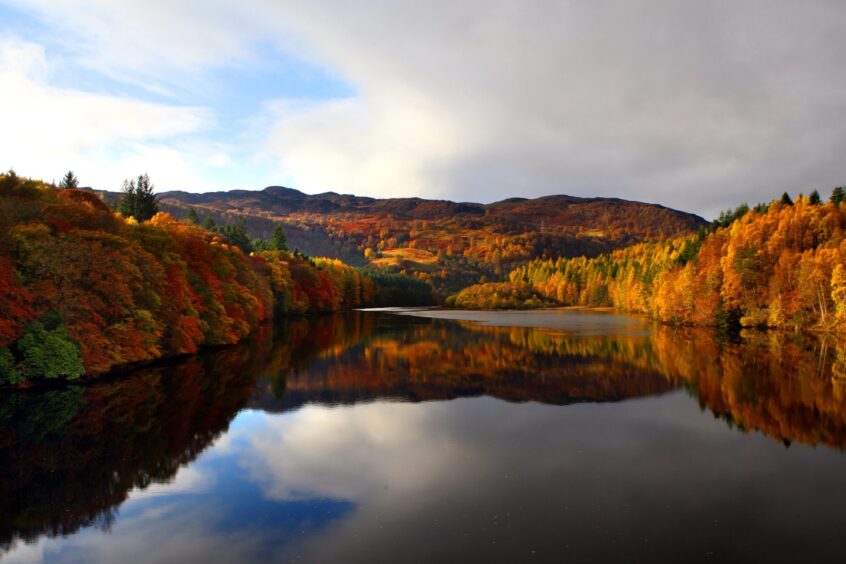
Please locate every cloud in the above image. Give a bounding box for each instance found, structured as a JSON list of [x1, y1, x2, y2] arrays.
[[0, 36, 229, 190], [4, 1, 846, 216], [3, 0, 261, 94], [249, 0, 846, 216], [261, 97, 460, 199], [239, 403, 461, 501], [127, 465, 216, 501]]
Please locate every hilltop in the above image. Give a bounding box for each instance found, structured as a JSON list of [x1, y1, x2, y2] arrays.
[[93, 186, 707, 296]]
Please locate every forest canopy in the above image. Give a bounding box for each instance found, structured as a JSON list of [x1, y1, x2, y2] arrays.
[[451, 191, 846, 332], [0, 173, 432, 383]]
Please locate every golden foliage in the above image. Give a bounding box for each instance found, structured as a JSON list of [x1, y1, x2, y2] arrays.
[[453, 196, 846, 331]]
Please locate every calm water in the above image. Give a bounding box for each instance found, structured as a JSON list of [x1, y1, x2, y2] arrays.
[[2, 310, 846, 563]]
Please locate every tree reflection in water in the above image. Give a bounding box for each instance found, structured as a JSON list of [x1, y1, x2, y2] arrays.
[[2, 310, 846, 554]]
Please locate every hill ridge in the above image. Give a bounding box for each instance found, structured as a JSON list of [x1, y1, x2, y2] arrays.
[[90, 184, 707, 295]]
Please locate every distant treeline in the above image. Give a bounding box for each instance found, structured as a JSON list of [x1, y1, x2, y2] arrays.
[[450, 189, 846, 332], [0, 173, 432, 383]]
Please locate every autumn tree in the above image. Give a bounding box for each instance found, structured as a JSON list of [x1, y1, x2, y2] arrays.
[[0, 256, 35, 346], [833, 264, 846, 322], [0, 169, 19, 193], [452, 192, 846, 332]]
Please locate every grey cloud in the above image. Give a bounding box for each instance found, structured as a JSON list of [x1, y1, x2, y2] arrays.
[[257, 0, 846, 217]]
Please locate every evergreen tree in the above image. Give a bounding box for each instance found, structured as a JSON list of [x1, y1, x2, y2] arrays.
[[222, 218, 253, 253], [270, 224, 288, 251], [809, 190, 822, 205], [832, 187, 845, 205], [118, 174, 159, 221], [134, 174, 159, 221], [118, 178, 137, 218], [59, 170, 79, 189], [780, 192, 793, 206], [185, 207, 200, 224], [203, 215, 218, 231]]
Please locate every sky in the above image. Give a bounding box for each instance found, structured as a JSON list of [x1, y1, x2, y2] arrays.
[[1, 0, 844, 219]]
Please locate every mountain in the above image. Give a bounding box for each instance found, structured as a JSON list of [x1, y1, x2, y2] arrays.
[[97, 186, 708, 295]]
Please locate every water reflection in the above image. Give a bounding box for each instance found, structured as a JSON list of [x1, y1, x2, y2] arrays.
[[2, 311, 846, 562]]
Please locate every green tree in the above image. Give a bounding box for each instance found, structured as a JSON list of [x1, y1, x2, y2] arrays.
[[0, 347, 22, 385], [134, 173, 158, 221], [118, 173, 159, 221], [59, 170, 79, 189], [780, 192, 793, 206], [809, 190, 822, 205], [203, 215, 218, 231], [18, 320, 85, 381], [118, 179, 136, 218], [270, 224, 288, 251], [185, 207, 200, 224], [222, 218, 253, 253], [831, 187, 845, 205]]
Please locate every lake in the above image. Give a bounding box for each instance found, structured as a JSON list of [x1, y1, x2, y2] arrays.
[[2, 309, 846, 563]]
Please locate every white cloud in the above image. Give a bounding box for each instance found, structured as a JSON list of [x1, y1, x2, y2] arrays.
[[4, 1, 846, 216], [240, 403, 462, 501], [128, 465, 216, 501], [248, 0, 846, 216], [0, 36, 229, 190], [262, 97, 460, 199], [3, 0, 261, 94]]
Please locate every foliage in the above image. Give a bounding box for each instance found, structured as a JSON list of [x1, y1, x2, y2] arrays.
[[0, 347, 21, 385], [448, 282, 553, 309], [59, 171, 79, 190], [220, 218, 253, 253], [452, 193, 846, 332], [365, 271, 435, 307], [832, 187, 845, 205], [118, 174, 159, 222], [0, 255, 35, 346], [269, 224, 288, 251], [160, 188, 707, 296], [710, 204, 749, 232], [18, 318, 85, 380], [0, 173, 433, 382], [185, 207, 200, 224]]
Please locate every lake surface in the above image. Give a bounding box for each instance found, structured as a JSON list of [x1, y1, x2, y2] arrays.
[[2, 309, 846, 563]]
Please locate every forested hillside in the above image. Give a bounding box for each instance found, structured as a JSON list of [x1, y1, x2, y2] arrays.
[[451, 191, 846, 332], [0, 173, 431, 383], [89, 185, 707, 296]]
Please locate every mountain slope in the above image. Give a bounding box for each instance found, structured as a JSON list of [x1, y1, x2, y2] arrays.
[[103, 186, 708, 295]]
